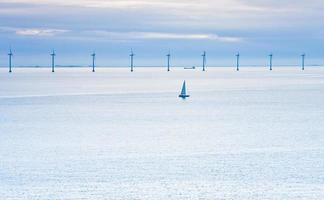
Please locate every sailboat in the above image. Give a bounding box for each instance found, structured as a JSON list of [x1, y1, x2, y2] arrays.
[[179, 81, 190, 98]]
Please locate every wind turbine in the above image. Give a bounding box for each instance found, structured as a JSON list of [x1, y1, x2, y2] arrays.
[[166, 50, 171, 72], [236, 52, 240, 71], [269, 53, 273, 71], [130, 49, 134, 72], [202, 51, 206, 71], [91, 52, 96, 72], [50, 50, 56, 72], [301, 53, 305, 70], [8, 48, 13, 73]]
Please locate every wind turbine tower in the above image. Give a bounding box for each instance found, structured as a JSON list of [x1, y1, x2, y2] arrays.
[[8, 49, 13, 73], [51, 50, 56, 73], [269, 53, 273, 71], [301, 53, 305, 70], [130, 49, 134, 72], [91, 52, 96, 72], [202, 51, 206, 71], [236, 53, 240, 71], [166, 51, 171, 72]]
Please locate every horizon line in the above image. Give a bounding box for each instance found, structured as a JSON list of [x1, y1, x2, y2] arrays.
[[1, 65, 324, 68]]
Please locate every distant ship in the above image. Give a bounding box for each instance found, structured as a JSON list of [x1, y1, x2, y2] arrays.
[[184, 66, 196, 69], [179, 81, 190, 98]]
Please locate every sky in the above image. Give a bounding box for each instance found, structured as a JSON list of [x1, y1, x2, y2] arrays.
[[1, 0, 324, 67]]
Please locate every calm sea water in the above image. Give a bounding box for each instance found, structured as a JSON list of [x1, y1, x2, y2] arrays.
[[0, 67, 323, 199]]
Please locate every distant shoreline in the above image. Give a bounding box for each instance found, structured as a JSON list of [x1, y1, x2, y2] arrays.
[[0, 65, 323, 68]]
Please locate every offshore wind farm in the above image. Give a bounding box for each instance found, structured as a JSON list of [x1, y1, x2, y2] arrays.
[[1, 0, 324, 200], [1, 48, 314, 72]]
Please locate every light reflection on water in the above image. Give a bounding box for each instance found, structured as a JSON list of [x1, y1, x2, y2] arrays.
[[0, 68, 323, 199]]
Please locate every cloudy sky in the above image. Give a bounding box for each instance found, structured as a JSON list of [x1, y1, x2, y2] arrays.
[[1, 0, 324, 67]]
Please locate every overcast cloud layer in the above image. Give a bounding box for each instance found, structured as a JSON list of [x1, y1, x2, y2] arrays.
[[1, 0, 324, 66]]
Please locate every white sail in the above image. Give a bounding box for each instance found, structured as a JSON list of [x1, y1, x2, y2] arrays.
[[181, 81, 186, 95]]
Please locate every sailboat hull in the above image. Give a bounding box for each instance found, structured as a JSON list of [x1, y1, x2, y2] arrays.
[[179, 95, 190, 98]]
